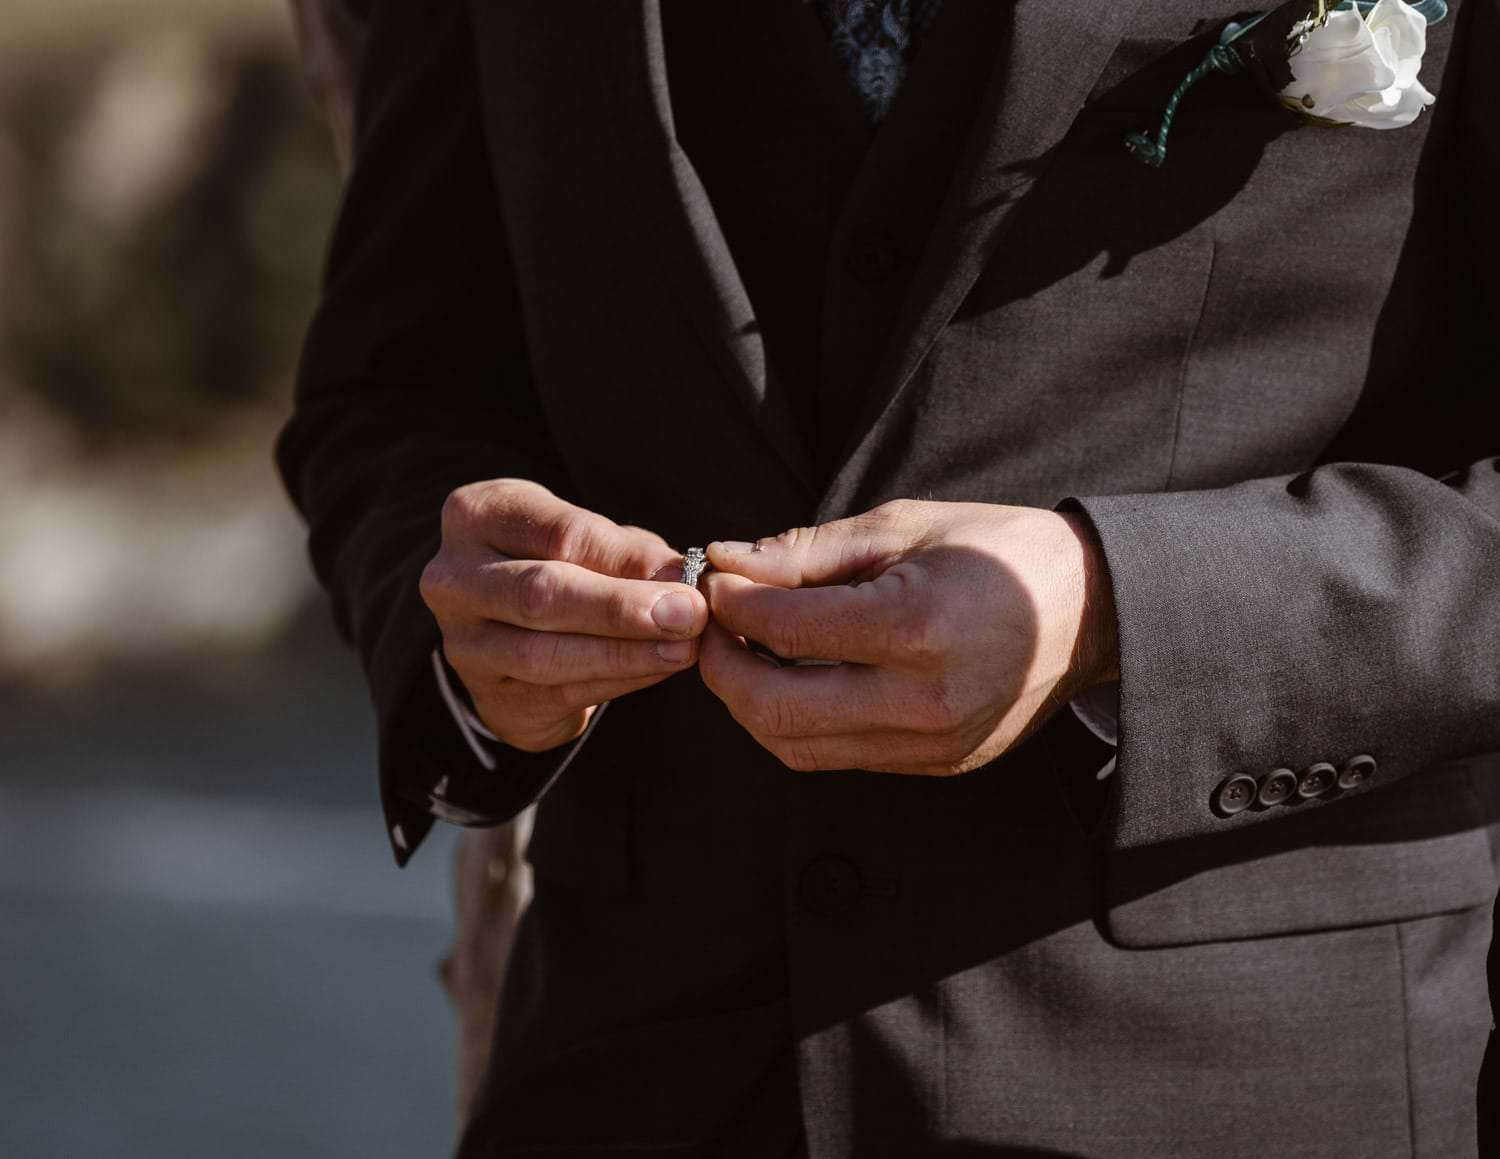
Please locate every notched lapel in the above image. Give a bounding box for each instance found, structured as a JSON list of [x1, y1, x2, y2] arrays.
[[821, 0, 1154, 517], [604, 0, 820, 497]]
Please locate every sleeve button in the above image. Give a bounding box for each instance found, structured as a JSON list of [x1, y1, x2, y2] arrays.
[[1257, 768, 1299, 807], [1214, 774, 1260, 816], [1337, 754, 1377, 790], [1296, 762, 1337, 799]]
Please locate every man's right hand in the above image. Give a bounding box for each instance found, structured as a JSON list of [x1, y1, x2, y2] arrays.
[[419, 479, 708, 752]]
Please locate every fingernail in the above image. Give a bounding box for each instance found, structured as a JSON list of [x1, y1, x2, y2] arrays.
[[656, 638, 693, 663], [652, 592, 696, 634], [713, 540, 757, 555]]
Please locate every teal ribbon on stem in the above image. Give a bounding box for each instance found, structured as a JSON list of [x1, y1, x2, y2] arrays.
[[1123, 0, 1448, 168], [1123, 42, 1244, 167]]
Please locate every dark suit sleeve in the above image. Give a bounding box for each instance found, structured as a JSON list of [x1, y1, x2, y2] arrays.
[[276, 0, 578, 866], [1059, 0, 1500, 852]]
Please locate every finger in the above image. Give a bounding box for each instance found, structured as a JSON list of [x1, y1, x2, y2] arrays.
[[698, 621, 920, 737], [477, 557, 708, 639], [471, 671, 676, 751], [704, 505, 908, 587], [447, 622, 699, 685], [703, 568, 934, 667], [490, 671, 681, 721], [444, 480, 678, 579], [492, 714, 593, 754]]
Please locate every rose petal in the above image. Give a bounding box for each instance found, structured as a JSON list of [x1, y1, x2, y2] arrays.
[[1283, 7, 1398, 117], [1343, 79, 1434, 128], [1367, 0, 1428, 57], [1366, 0, 1428, 88]]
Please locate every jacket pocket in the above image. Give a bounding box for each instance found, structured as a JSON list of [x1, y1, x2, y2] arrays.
[[1101, 754, 1500, 947]]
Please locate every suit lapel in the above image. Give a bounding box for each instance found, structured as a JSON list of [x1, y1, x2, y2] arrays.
[[605, 0, 821, 498], [819, 0, 1153, 518]]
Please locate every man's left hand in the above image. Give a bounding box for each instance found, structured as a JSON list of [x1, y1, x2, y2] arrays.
[[698, 500, 1119, 775]]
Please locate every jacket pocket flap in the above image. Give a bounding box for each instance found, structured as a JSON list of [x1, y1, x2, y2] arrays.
[[1103, 760, 1500, 948]]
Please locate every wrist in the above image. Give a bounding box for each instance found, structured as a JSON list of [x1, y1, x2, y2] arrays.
[[1060, 512, 1120, 692]]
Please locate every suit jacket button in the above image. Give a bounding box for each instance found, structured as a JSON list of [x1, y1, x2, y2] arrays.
[[799, 856, 862, 914], [1337, 754, 1377, 790], [1214, 774, 1259, 816], [1296, 762, 1337, 799], [846, 230, 898, 283], [1257, 768, 1299, 807]]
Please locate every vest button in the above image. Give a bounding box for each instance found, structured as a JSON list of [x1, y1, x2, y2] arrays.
[[846, 230, 898, 283], [799, 856, 862, 914]]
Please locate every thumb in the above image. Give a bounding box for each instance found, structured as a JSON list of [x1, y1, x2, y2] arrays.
[[706, 513, 901, 588]]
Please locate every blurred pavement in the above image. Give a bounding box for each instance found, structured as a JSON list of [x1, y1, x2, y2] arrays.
[[0, 609, 459, 1159]]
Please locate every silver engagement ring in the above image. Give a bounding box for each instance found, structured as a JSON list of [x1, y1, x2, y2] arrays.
[[680, 547, 708, 589]]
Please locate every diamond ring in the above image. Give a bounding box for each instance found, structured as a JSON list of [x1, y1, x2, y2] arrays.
[[680, 546, 708, 590]]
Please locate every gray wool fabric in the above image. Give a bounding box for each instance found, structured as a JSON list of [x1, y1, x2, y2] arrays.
[[279, 0, 1500, 1154]]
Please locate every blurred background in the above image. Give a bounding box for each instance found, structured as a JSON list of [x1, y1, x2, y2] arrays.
[[0, 1, 459, 1155]]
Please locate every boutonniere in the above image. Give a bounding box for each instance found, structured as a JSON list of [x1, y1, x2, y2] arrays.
[[1125, 0, 1446, 167]]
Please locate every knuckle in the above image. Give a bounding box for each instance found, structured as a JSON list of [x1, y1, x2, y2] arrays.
[[889, 605, 951, 665], [439, 486, 476, 536], [545, 682, 593, 712], [775, 739, 825, 773], [487, 477, 545, 514], [418, 555, 454, 611], [438, 485, 468, 536], [768, 524, 813, 556], [511, 562, 559, 624], [874, 497, 915, 521], [542, 508, 598, 564], [596, 636, 633, 676], [748, 693, 800, 739], [764, 622, 807, 661], [769, 525, 802, 550], [521, 630, 568, 681], [504, 629, 552, 683]]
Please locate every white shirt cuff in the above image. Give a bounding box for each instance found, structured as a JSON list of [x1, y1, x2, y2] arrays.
[[432, 648, 500, 770], [1069, 679, 1119, 780], [427, 648, 609, 824]]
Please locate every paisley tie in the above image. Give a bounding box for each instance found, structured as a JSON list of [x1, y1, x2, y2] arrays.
[[805, 0, 947, 122]]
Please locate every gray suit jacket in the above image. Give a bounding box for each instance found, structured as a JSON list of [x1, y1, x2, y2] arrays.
[[279, 0, 1500, 1154]]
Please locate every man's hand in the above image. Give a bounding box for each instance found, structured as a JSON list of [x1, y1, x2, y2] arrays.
[[698, 500, 1118, 775], [419, 479, 708, 752]]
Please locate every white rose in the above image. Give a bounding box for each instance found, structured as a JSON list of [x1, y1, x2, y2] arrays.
[[1279, 0, 1436, 129]]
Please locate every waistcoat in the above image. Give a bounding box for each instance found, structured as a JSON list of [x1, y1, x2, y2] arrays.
[[662, 0, 1006, 473]]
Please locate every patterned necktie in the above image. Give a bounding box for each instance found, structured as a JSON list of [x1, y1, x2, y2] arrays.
[[805, 0, 947, 123]]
